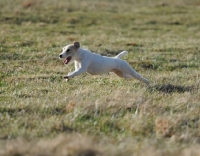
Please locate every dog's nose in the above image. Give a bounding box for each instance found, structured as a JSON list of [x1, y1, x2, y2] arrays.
[[59, 54, 62, 58]]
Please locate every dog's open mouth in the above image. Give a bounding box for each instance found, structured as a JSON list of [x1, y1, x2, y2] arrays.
[[64, 56, 72, 64]]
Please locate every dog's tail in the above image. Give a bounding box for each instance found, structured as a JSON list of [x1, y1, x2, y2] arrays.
[[115, 51, 128, 59]]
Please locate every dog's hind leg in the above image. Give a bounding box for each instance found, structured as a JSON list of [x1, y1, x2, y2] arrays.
[[127, 68, 149, 84], [113, 69, 132, 79], [120, 62, 149, 85], [113, 68, 149, 85]]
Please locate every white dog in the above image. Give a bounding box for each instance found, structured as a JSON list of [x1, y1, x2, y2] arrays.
[[59, 42, 149, 84]]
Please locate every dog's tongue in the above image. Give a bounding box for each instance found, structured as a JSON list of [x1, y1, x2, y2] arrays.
[[64, 56, 72, 64], [64, 58, 68, 64]]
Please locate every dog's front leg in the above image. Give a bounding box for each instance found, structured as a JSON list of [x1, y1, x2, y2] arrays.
[[64, 60, 89, 81], [64, 67, 86, 79], [74, 61, 80, 70]]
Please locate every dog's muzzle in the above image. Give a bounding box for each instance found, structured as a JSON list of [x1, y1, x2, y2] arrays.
[[59, 54, 63, 58]]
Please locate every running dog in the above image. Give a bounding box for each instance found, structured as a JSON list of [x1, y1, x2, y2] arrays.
[[59, 42, 149, 84]]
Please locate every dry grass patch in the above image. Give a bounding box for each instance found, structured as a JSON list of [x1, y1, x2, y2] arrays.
[[0, 134, 102, 156]]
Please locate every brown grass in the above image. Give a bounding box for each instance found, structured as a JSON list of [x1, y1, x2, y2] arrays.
[[0, 134, 102, 156]]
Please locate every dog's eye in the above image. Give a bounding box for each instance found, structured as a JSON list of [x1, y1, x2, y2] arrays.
[[66, 49, 70, 52]]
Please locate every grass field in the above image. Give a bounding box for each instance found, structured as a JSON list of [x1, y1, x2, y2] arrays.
[[0, 0, 200, 155]]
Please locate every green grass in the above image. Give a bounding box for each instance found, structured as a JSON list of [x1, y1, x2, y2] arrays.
[[0, 0, 200, 155]]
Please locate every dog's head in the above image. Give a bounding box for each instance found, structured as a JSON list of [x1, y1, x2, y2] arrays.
[[59, 42, 80, 65]]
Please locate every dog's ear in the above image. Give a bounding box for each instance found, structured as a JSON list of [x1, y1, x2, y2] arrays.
[[74, 42, 80, 49]]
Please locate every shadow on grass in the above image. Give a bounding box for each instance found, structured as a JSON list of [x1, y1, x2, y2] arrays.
[[148, 83, 197, 94]]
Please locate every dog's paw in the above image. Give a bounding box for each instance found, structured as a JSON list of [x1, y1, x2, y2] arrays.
[[63, 76, 70, 81], [65, 78, 69, 82]]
